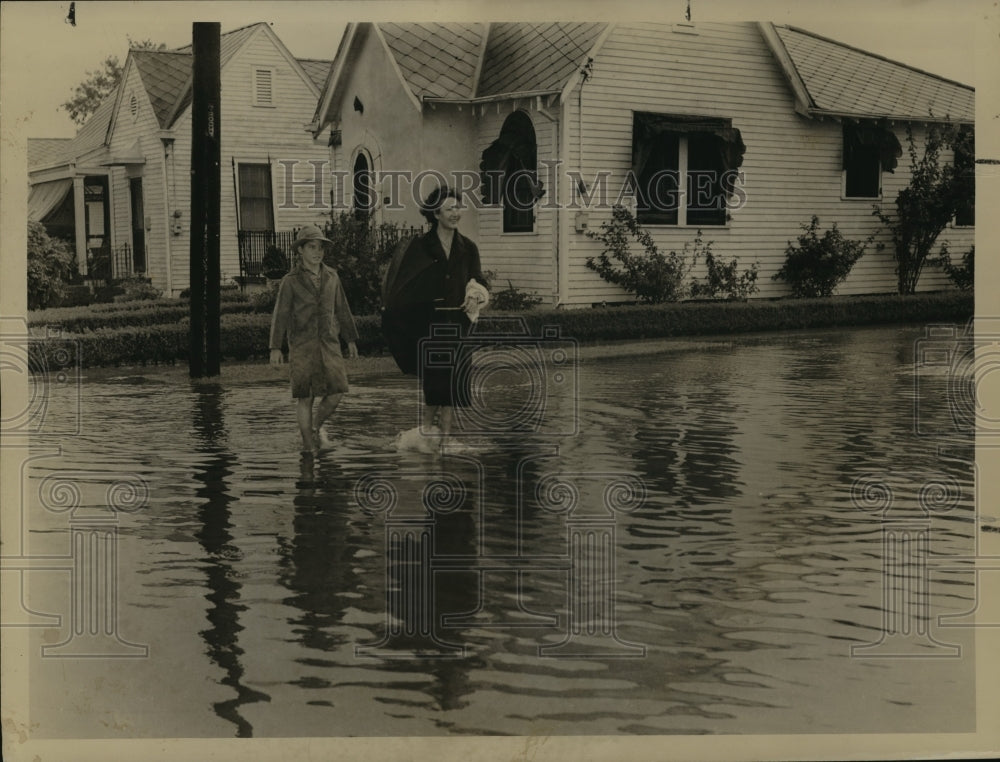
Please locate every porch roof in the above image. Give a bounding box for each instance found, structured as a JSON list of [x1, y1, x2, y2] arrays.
[[27, 138, 73, 170]]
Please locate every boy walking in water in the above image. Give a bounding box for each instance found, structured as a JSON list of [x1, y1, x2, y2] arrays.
[[270, 225, 358, 452]]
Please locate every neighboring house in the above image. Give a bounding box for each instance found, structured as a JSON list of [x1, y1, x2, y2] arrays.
[[310, 22, 975, 306], [27, 22, 333, 297]]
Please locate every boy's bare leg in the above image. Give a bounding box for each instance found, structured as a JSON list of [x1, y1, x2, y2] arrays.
[[313, 393, 343, 449], [296, 397, 315, 451]]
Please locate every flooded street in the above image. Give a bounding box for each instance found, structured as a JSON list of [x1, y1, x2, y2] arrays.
[[21, 324, 977, 737]]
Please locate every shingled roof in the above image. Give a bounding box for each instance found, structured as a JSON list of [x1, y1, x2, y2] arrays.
[[298, 58, 334, 92], [373, 22, 608, 102], [72, 96, 116, 159], [172, 22, 261, 61], [478, 22, 607, 97], [131, 50, 192, 128], [380, 23, 485, 99], [775, 25, 974, 122], [341, 21, 971, 123]]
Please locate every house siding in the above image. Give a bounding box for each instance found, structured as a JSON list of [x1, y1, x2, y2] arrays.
[[561, 22, 972, 305], [108, 64, 168, 291], [220, 29, 331, 285], [167, 109, 193, 295], [419, 105, 478, 233], [327, 28, 435, 232], [158, 28, 332, 295]]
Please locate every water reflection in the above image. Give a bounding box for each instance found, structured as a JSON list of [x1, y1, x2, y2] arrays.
[[192, 384, 271, 736], [354, 460, 478, 654], [25, 325, 979, 737], [282, 453, 357, 658]]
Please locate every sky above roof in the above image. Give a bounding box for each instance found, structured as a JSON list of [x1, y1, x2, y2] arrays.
[[1, 0, 986, 140]]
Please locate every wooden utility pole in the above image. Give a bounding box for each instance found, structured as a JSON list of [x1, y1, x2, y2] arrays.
[[189, 22, 221, 377]]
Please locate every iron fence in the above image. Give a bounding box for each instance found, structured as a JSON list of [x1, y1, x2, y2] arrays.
[[237, 229, 298, 284], [86, 242, 136, 285]]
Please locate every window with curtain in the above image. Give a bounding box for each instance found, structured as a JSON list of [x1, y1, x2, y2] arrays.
[[238, 163, 274, 231], [842, 120, 901, 199], [631, 113, 745, 226], [480, 111, 541, 233]]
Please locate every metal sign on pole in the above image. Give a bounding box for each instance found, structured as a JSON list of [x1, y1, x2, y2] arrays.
[[190, 22, 221, 378]]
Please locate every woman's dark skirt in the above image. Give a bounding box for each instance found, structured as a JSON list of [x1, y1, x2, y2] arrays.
[[420, 307, 472, 408]]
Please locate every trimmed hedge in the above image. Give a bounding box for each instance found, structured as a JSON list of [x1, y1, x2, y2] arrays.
[[29, 288, 249, 326], [479, 291, 973, 342], [28, 300, 257, 334], [28, 312, 384, 369], [27, 291, 972, 369]]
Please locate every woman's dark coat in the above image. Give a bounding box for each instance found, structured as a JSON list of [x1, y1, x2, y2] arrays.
[[381, 230, 488, 375]]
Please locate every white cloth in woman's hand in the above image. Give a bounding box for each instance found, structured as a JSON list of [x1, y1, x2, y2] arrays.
[[462, 279, 490, 322]]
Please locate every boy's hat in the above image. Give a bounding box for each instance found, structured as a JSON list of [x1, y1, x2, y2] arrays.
[[292, 225, 332, 249]]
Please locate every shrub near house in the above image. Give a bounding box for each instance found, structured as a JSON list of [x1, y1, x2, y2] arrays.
[[585, 205, 760, 303], [773, 216, 868, 298], [27, 221, 78, 310]]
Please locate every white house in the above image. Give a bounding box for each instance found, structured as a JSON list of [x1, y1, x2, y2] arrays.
[[309, 22, 974, 305]]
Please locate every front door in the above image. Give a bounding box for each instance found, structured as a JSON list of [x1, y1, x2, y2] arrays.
[[84, 175, 111, 281], [130, 178, 146, 274]]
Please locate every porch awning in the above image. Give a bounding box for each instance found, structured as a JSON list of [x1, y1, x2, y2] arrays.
[[27, 179, 73, 222]]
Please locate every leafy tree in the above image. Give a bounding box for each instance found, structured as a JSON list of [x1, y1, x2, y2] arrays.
[[873, 121, 974, 295], [62, 37, 165, 126]]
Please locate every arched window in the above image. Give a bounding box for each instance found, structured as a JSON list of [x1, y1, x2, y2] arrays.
[[480, 111, 540, 233], [353, 151, 375, 221]]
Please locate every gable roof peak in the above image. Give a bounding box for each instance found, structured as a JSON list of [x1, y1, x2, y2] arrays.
[[169, 21, 269, 52]]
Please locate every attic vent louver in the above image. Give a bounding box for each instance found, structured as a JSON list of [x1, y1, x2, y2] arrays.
[[129, 93, 138, 120], [254, 68, 274, 106]]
